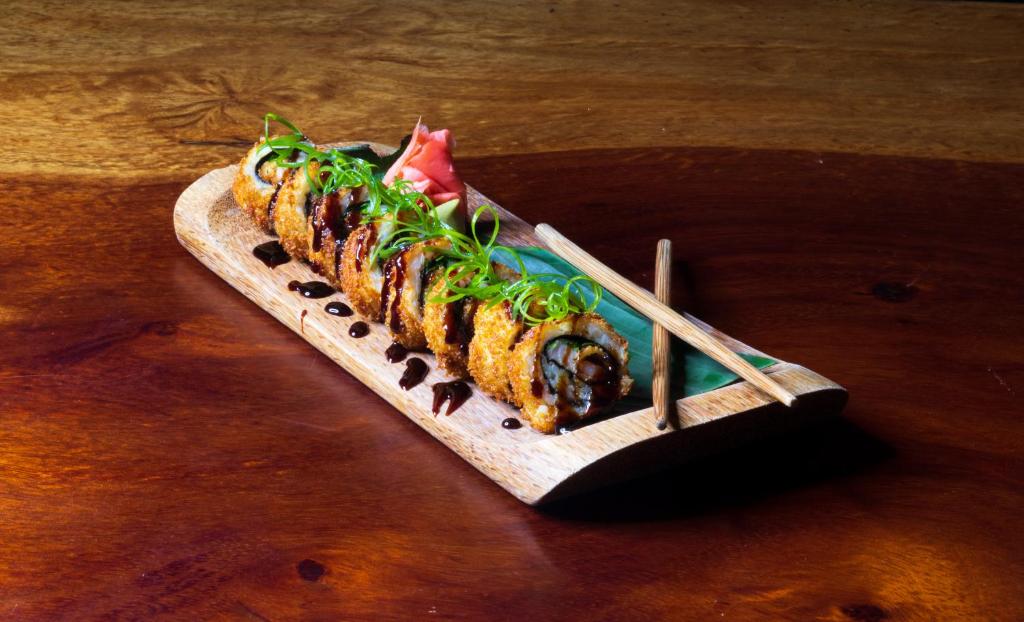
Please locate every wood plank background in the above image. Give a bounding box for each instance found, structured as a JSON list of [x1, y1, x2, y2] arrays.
[[1, 0, 1022, 183], [1, 1, 1023, 620]]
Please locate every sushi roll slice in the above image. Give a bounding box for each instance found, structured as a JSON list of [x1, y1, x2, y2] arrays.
[[270, 159, 317, 261], [231, 140, 307, 233], [509, 314, 632, 433], [423, 262, 519, 379], [467, 300, 525, 405], [305, 185, 366, 283], [338, 219, 397, 319], [422, 272, 478, 379], [379, 238, 452, 350], [270, 156, 368, 280]]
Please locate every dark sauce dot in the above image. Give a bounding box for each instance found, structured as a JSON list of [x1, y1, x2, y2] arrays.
[[288, 280, 335, 299], [431, 381, 472, 416], [399, 358, 429, 390], [501, 417, 522, 430], [348, 321, 369, 338], [297, 559, 325, 582], [253, 241, 290, 268], [385, 342, 408, 363], [324, 301, 353, 317], [300, 309, 307, 333]]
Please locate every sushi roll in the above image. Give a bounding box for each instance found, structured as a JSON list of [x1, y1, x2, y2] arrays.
[[232, 115, 635, 433], [258, 153, 368, 281], [509, 314, 632, 433], [270, 159, 317, 261], [231, 139, 307, 233], [338, 219, 397, 319], [467, 300, 525, 405], [379, 238, 452, 350], [423, 262, 518, 379], [305, 185, 366, 283], [422, 272, 478, 379]]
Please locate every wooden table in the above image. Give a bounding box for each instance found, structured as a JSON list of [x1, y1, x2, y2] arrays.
[[2, 2, 1022, 620]]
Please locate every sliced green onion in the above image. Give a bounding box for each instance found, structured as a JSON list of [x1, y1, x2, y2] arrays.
[[258, 113, 601, 325]]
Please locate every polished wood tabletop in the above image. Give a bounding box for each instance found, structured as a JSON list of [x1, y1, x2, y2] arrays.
[[2, 2, 1023, 620]]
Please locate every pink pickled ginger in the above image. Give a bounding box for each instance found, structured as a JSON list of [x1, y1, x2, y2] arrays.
[[383, 121, 467, 223]]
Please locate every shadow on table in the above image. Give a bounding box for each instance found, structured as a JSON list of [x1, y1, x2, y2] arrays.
[[540, 413, 891, 522]]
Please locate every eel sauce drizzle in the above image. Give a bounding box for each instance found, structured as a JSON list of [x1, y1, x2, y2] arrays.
[[385, 342, 408, 363], [431, 381, 472, 416], [324, 301, 353, 317], [253, 241, 291, 268], [259, 244, 474, 416], [288, 280, 335, 299], [399, 358, 429, 390]]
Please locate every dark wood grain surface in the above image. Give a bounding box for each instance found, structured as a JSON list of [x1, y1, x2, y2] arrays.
[[3, 146, 1022, 620], [3, 1, 1024, 620]]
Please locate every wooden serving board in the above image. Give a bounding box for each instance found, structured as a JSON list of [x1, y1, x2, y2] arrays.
[[174, 157, 847, 505]]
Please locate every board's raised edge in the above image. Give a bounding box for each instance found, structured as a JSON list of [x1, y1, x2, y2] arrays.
[[174, 164, 848, 505]]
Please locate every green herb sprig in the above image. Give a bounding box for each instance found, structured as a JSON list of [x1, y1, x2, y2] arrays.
[[257, 113, 601, 325]]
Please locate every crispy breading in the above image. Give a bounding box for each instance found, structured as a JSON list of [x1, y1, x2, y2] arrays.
[[306, 187, 358, 285], [339, 223, 383, 319], [425, 262, 520, 379], [231, 140, 290, 233], [272, 160, 316, 262], [423, 280, 470, 379], [381, 239, 451, 350], [467, 301, 523, 405]]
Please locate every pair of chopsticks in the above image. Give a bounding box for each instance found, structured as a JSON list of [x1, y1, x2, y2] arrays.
[[535, 224, 797, 429]]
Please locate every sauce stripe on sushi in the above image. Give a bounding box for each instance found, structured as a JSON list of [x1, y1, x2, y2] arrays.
[[380, 238, 453, 350]]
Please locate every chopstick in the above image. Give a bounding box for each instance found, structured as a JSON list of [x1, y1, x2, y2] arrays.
[[535, 223, 798, 408], [653, 239, 673, 430]]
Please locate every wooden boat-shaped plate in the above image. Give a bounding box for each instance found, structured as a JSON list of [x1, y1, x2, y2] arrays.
[[174, 147, 848, 505]]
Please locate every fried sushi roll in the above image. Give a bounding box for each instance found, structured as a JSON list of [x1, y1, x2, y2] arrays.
[[509, 314, 633, 433], [468, 301, 525, 405], [379, 238, 452, 350], [270, 159, 317, 261], [232, 140, 306, 232], [424, 263, 519, 379], [422, 275, 478, 378], [305, 186, 366, 284], [339, 219, 397, 319], [270, 156, 368, 280]]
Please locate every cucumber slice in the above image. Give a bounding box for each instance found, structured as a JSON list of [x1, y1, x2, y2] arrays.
[[432, 199, 462, 231]]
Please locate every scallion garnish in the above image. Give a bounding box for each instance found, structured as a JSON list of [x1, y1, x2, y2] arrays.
[[257, 113, 601, 325]]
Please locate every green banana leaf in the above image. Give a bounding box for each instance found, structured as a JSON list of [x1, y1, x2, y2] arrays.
[[494, 247, 774, 402]]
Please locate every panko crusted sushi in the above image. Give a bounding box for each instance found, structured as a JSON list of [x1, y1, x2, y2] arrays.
[[270, 158, 318, 261], [509, 313, 632, 433], [339, 219, 396, 319], [422, 273, 478, 378], [233, 115, 635, 433], [423, 262, 519, 379], [305, 186, 365, 283], [468, 300, 525, 405], [379, 238, 452, 350], [231, 139, 307, 232]]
